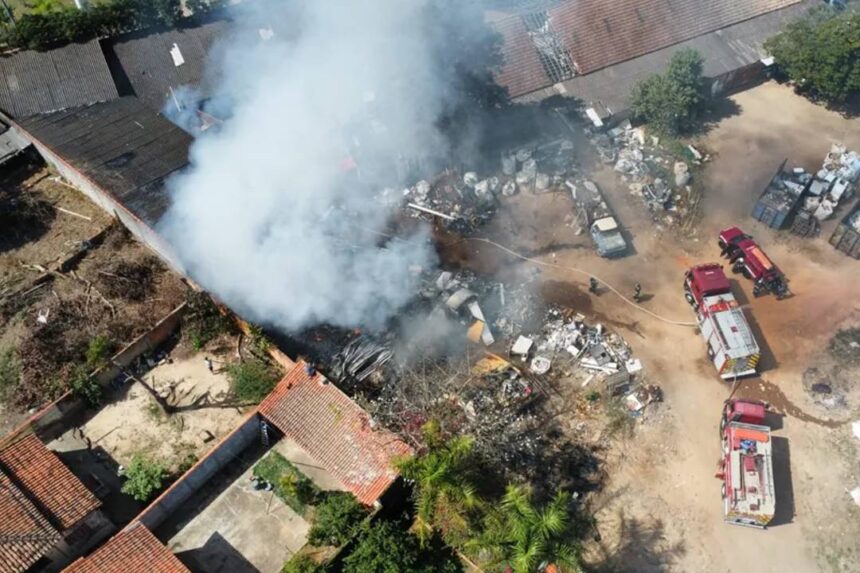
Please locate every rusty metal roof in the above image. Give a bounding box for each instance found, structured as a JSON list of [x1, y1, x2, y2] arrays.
[[259, 362, 412, 505], [489, 0, 803, 97]]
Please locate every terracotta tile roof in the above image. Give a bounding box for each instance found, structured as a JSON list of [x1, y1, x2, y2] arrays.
[[63, 522, 189, 573], [0, 473, 62, 573], [258, 362, 413, 505], [489, 0, 802, 97], [0, 434, 100, 531]]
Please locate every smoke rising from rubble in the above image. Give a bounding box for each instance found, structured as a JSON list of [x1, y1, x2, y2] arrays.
[[160, 0, 486, 331]]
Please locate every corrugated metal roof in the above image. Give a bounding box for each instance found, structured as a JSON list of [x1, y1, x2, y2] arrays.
[[0, 40, 119, 118], [104, 20, 232, 113], [17, 97, 192, 227], [64, 522, 190, 573], [259, 362, 413, 505], [490, 0, 807, 99]]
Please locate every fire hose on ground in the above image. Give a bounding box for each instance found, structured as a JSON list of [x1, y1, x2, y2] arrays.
[[465, 237, 698, 328]]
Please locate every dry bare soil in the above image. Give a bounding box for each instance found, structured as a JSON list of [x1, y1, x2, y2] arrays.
[[462, 82, 860, 573]]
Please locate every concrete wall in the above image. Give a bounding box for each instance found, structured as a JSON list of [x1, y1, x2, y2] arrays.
[[1, 303, 187, 446], [92, 302, 187, 386], [136, 412, 261, 531], [13, 126, 184, 272], [710, 61, 766, 98]]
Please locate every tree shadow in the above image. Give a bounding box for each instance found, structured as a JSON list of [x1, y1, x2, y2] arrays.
[[588, 512, 686, 573], [690, 96, 743, 137]]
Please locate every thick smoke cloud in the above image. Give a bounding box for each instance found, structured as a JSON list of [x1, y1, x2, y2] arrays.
[[159, 0, 480, 332]]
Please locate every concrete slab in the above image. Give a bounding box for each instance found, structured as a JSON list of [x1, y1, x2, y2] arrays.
[[167, 462, 309, 573], [272, 438, 348, 493]]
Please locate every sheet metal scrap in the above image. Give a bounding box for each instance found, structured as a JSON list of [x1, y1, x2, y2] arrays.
[[330, 336, 393, 385]]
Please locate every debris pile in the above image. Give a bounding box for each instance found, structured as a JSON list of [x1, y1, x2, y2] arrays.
[[397, 138, 579, 232], [589, 122, 703, 227], [799, 144, 860, 223]]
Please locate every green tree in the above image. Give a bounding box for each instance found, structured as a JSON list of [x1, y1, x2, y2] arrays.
[[226, 359, 278, 402], [469, 485, 581, 573], [631, 48, 706, 135], [308, 492, 369, 547], [121, 454, 167, 502], [343, 522, 460, 573], [85, 335, 113, 370], [69, 365, 103, 407], [395, 422, 481, 547], [764, 9, 860, 103]]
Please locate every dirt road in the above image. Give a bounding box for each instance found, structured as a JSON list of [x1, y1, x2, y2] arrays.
[[470, 82, 860, 572]]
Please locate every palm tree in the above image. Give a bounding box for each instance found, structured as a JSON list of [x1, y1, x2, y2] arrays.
[[470, 484, 582, 573], [395, 424, 482, 547]]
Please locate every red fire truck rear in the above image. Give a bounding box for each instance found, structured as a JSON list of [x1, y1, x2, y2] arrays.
[[716, 399, 776, 528], [684, 264, 760, 379], [718, 227, 790, 299]]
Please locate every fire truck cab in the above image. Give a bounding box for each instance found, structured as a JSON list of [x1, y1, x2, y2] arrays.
[[718, 227, 789, 299], [684, 264, 761, 379], [717, 399, 776, 528]]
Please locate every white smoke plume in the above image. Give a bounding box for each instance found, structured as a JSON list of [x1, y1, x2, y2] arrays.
[[159, 0, 486, 332]]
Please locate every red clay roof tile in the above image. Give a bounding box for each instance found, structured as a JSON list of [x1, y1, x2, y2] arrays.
[[0, 472, 62, 573], [63, 522, 189, 573], [0, 434, 100, 531], [258, 362, 412, 505]]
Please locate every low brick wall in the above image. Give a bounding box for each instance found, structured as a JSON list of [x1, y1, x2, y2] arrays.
[[1, 303, 187, 446], [135, 412, 261, 531]]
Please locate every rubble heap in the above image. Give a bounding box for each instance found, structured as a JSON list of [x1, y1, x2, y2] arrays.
[[396, 138, 579, 233], [589, 121, 703, 228]]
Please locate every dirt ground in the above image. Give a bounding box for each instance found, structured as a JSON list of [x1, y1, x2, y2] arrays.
[[459, 82, 860, 572], [1, 165, 188, 431], [73, 348, 249, 472]]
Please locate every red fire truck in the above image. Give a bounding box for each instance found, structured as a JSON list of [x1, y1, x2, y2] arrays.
[[716, 399, 776, 528], [718, 227, 790, 299], [684, 264, 761, 379]]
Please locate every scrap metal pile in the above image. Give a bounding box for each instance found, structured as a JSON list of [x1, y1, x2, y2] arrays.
[[796, 144, 859, 225], [589, 122, 702, 227], [395, 138, 579, 233]]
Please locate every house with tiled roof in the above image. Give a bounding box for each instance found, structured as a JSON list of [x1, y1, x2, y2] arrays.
[[259, 362, 413, 506], [63, 522, 188, 573], [0, 434, 113, 573]]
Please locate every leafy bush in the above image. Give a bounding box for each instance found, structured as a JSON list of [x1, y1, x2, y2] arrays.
[[227, 359, 279, 403], [631, 48, 706, 135], [8, 0, 184, 50], [308, 492, 369, 547], [184, 291, 232, 350], [0, 347, 19, 401], [253, 451, 320, 513], [765, 9, 860, 103], [69, 366, 102, 407], [343, 522, 461, 573], [85, 335, 114, 370], [281, 554, 327, 573], [121, 454, 167, 502]]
